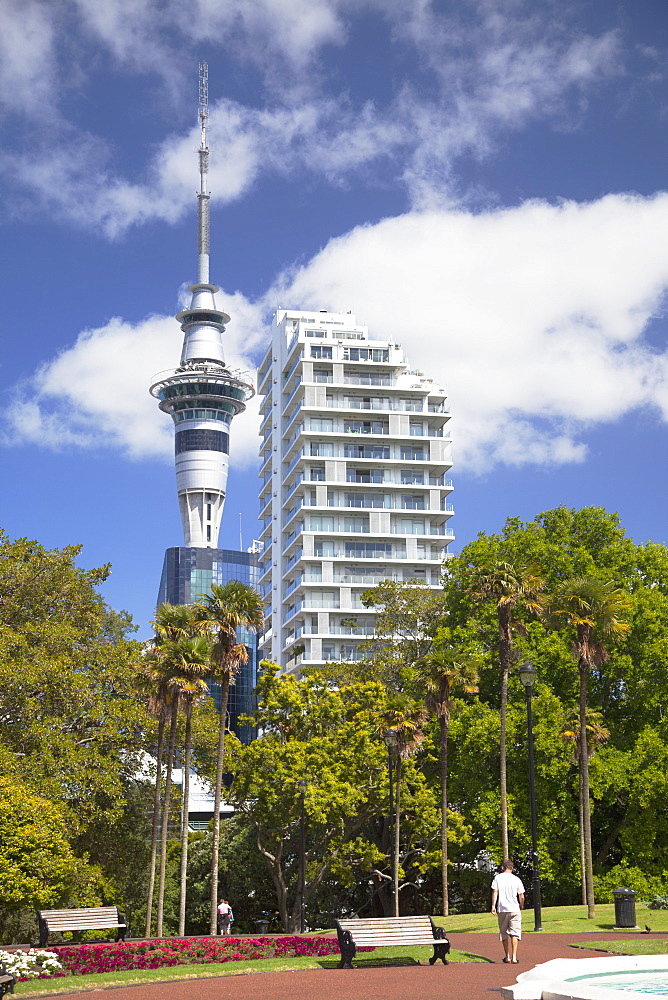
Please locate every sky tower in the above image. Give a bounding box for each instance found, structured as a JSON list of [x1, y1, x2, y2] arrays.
[[150, 62, 254, 547], [153, 64, 260, 746]]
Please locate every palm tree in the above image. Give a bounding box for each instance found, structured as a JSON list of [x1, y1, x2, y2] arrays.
[[547, 578, 631, 917], [150, 603, 199, 937], [561, 709, 610, 906], [142, 670, 171, 938], [469, 560, 544, 858], [376, 700, 427, 917], [167, 636, 212, 937], [414, 646, 479, 916], [194, 581, 264, 935]]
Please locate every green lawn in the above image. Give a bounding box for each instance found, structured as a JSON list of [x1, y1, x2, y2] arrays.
[[572, 939, 668, 956], [15, 946, 485, 996], [440, 903, 668, 935]]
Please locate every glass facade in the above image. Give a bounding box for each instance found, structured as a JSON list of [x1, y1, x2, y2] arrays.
[[158, 546, 260, 742]]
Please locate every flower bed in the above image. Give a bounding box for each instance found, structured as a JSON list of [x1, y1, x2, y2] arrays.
[[43, 936, 359, 978], [0, 950, 62, 980]]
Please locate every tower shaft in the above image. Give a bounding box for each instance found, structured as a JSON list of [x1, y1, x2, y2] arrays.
[[150, 63, 253, 548]]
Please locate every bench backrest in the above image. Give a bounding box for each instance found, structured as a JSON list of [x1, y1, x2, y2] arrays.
[[39, 907, 124, 931], [337, 915, 435, 943]]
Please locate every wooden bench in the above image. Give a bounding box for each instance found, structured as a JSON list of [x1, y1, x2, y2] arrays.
[[333, 915, 450, 969], [0, 964, 15, 997], [37, 906, 127, 947]]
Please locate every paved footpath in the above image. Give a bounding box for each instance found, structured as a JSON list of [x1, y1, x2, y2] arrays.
[[77, 933, 667, 1000]]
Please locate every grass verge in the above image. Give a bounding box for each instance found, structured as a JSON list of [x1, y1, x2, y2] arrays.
[[14, 947, 485, 995], [571, 940, 668, 956], [441, 903, 668, 935]]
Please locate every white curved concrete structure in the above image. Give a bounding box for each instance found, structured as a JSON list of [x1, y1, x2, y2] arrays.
[[502, 954, 668, 1000]]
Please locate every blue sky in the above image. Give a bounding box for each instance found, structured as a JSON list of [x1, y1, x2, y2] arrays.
[[1, 0, 668, 637]]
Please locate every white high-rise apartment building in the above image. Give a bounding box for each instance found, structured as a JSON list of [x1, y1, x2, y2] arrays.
[[257, 309, 454, 672]]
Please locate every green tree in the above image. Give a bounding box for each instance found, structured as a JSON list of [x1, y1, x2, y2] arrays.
[[414, 639, 480, 916], [546, 577, 632, 917], [0, 776, 107, 911], [194, 581, 264, 935], [169, 636, 211, 936], [375, 699, 427, 916]]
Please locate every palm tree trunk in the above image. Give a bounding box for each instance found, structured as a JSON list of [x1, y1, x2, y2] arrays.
[[145, 715, 165, 938], [498, 606, 511, 859], [579, 768, 587, 906], [393, 757, 401, 917], [178, 705, 193, 937], [157, 700, 178, 936], [440, 714, 449, 917], [578, 651, 596, 918], [210, 675, 230, 935]]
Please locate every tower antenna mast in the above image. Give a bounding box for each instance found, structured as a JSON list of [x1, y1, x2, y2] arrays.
[[197, 61, 210, 285]]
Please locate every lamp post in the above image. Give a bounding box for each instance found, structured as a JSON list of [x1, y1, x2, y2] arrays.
[[383, 729, 398, 916], [298, 779, 306, 933], [519, 662, 543, 932]]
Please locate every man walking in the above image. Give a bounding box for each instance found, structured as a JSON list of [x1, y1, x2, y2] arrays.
[[491, 859, 525, 963]]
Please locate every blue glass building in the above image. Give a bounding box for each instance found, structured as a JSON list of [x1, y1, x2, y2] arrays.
[[158, 546, 260, 742]]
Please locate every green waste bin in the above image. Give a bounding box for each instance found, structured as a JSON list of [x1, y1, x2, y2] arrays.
[[613, 887, 637, 928]]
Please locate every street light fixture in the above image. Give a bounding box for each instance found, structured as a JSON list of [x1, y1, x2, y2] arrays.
[[519, 662, 543, 932], [383, 729, 398, 916], [298, 779, 306, 933]]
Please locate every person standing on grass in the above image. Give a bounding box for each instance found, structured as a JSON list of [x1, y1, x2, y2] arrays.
[[491, 859, 525, 964], [217, 898, 232, 936]]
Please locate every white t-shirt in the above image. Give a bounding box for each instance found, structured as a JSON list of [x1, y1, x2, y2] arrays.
[[492, 871, 525, 912]]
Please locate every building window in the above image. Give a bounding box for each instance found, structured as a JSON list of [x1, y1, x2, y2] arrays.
[[310, 442, 334, 456], [314, 540, 335, 557], [344, 444, 390, 459], [310, 466, 325, 481], [401, 446, 425, 460], [175, 428, 229, 454], [401, 470, 424, 484], [342, 347, 389, 362], [207, 503, 212, 519], [401, 495, 426, 510], [346, 468, 384, 483], [322, 642, 336, 660], [206, 525, 211, 542], [402, 398, 423, 412], [310, 345, 333, 359], [310, 417, 333, 432], [309, 516, 334, 531], [344, 516, 369, 532], [306, 330, 327, 338], [345, 541, 392, 558], [343, 420, 388, 435], [400, 518, 425, 534], [410, 422, 424, 436]]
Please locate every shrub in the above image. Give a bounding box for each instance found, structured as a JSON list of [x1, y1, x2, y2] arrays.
[[593, 866, 668, 904]]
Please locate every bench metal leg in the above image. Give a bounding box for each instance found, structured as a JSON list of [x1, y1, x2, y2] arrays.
[[429, 942, 449, 965], [38, 919, 49, 948]]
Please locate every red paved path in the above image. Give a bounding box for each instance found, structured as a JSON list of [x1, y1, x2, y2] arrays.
[[61, 933, 668, 1000]]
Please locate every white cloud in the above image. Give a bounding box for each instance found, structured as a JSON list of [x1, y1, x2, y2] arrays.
[[270, 192, 668, 470], [0, 0, 629, 232], [5, 193, 668, 474], [4, 293, 265, 469]]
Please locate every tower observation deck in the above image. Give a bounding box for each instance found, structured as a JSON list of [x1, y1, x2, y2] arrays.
[[150, 62, 254, 547]]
